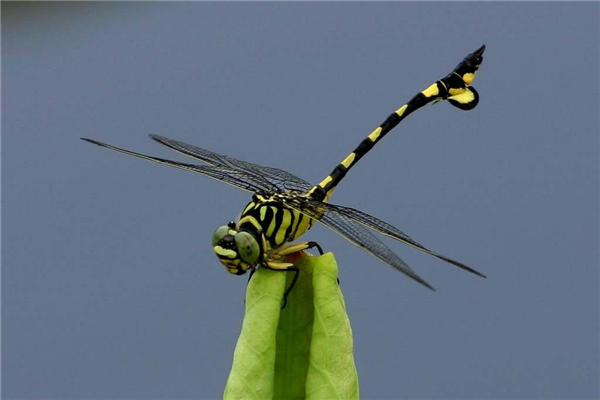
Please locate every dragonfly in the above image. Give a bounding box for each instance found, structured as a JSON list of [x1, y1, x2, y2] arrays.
[[82, 45, 487, 307]]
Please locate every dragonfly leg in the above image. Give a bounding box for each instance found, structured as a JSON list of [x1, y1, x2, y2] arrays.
[[273, 241, 324, 257], [304, 241, 340, 285], [263, 241, 324, 308], [306, 241, 324, 255], [262, 260, 298, 309], [305, 242, 339, 285], [280, 266, 299, 310]]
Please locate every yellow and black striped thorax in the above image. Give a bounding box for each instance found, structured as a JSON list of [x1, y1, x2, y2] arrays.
[[238, 192, 314, 250]]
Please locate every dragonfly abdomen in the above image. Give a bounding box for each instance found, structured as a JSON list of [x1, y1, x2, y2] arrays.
[[309, 45, 485, 203]]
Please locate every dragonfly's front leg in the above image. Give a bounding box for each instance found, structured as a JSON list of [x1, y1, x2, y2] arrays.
[[261, 260, 297, 310], [272, 241, 324, 257], [263, 241, 326, 309]]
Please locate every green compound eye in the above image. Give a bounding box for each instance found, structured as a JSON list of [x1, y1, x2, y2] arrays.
[[212, 226, 230, 246], [234, 231, 260, 264]]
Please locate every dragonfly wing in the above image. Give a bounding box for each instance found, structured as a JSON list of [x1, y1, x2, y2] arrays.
[[283, 197, 435, 290], [81, 138, 274, 193], [149, 135, 313, 193], [313, 200, 486, 278]]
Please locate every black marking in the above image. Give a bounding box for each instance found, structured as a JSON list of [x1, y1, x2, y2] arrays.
[[452, 44, 485, 76], [355, 137, 375, 155], [307, 241, 324, 255], [219, 234, 236, 250], [440, 72, 467, 92], [292, 212, 304, 239], [240, 201, 271, 242], [406, 92, 429, 111], [435, 80, 449, 98], [263, 203, 274, 228], [376, 112, 402, 141], [310, 186, 327, 202], [241, 201, 255, 215]]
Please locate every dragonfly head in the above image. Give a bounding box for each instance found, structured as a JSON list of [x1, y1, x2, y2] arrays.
[[212, 221, 261, 275]]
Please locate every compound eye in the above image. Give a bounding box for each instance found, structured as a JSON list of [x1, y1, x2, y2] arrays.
[[212, 226, 230, 246], [234, 231, 260, 264]]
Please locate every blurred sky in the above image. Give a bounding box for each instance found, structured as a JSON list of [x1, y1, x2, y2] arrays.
[[2, 2, 599, 400]]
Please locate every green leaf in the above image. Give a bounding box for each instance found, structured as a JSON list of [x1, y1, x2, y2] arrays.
[[223, 252, 359, 400]]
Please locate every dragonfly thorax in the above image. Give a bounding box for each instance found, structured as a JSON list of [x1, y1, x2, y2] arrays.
[[212, 221, 261, 275], [238, 196, 314, 252]]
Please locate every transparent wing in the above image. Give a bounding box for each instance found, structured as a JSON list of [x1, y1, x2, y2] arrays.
[[283, 196, 435, 290], [149, 135, 314, 193], [81, 138, 275, 193], [316, 202, 486, 278]]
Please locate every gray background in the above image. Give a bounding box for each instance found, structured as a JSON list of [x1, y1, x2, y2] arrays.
[[2, 2, 599, 399]]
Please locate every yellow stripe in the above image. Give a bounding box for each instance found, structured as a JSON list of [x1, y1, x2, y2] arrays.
[[368, 127, 383, 142], [325, 188, 334, 202], [276, 209, 292, 245], [421, 83, 439, 98], [239, 215, 262, 232], [266, 261, 294, 270], [395, 104, 408, 117], [273, 242, 311, 257], [261, 235, 271, 254], [462, 72, 476, 85], [222, 259, 240, 267], [341, 153, 356, 168], [260, 206, 267, 221], [266, 206, 278, 236], [448, 89, 476, 105], [318, 175, 333, 189], [242, 202, 255, 215], [214, 246, 237, 259], [295, 213, 311, 238]]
